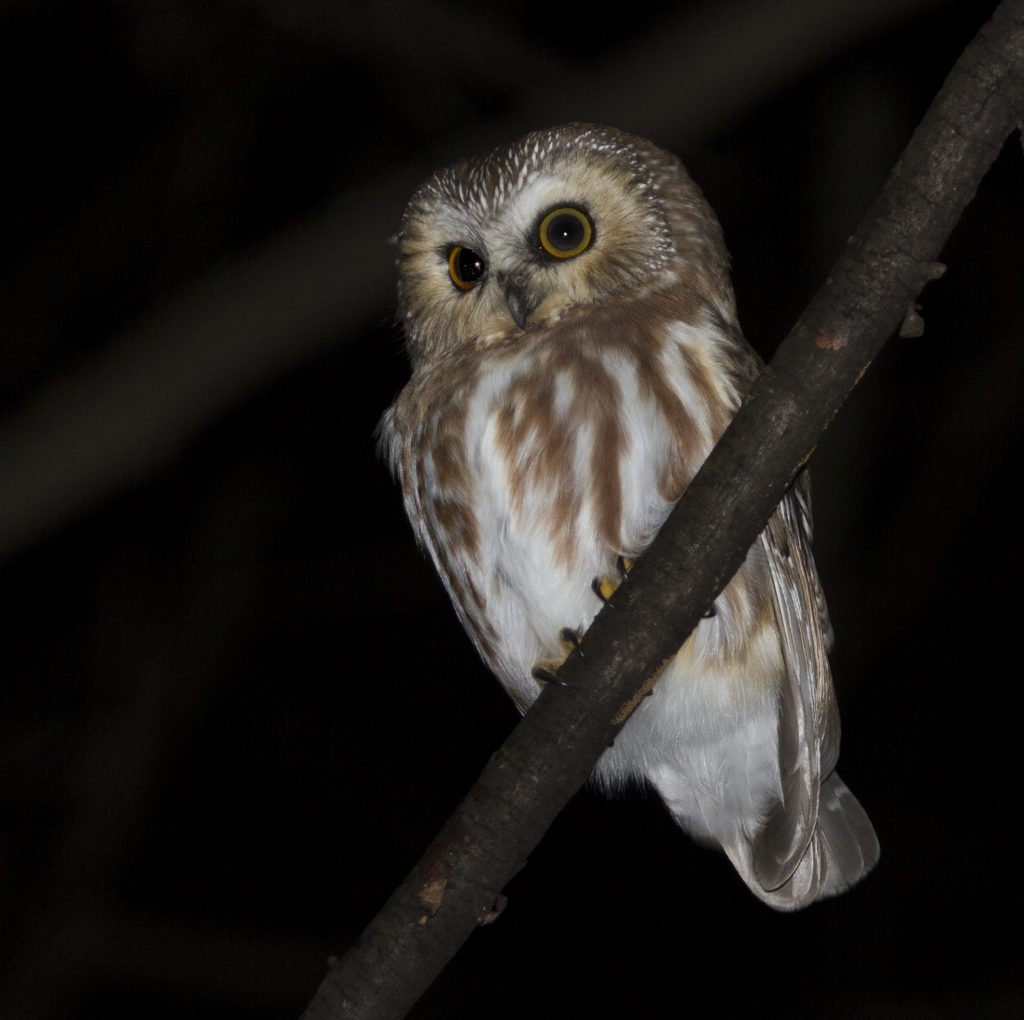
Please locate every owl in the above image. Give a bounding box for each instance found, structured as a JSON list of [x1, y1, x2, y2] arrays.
[[379, 124, 879, 910]]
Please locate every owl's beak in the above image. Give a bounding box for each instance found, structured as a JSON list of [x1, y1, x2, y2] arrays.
[[503, 278, 540, 330]]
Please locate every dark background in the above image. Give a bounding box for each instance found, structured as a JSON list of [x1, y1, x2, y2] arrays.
[[3, 1, 1023, 1016]]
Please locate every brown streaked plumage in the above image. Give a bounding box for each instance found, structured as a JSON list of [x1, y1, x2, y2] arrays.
[[380, 124, 878, 908]]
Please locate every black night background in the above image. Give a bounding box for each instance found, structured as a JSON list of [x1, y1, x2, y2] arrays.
[[2, 2, 1022, 1016]]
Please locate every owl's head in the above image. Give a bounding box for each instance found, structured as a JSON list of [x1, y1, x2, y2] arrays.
[[396, 124, 734, 367]]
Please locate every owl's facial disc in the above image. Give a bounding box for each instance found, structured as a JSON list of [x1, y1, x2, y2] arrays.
[[397, 129, 696, 360]]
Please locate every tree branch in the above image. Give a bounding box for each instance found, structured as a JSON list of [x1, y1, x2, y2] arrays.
[[303, 3, 1024, 1017]]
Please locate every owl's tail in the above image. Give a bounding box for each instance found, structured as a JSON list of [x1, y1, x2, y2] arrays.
[[724, 771, 880, 911]]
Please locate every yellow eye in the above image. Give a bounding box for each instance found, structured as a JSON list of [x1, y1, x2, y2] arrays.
[[538, 207, 593, 259], [448, 245, 486, 290]]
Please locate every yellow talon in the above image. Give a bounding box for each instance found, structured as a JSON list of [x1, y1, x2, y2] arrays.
[[537, 562, 635, 685], [531, 664, 562, 686], [559, 627, 581, 652], [593, 556, 635, 604], [533, 629, 582, 688]]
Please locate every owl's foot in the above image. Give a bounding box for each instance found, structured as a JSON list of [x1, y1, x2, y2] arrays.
[[531, 627, 583, 688], [532, 557, 639, 689], [591, 555, 634, 604], [591, 555, 716, 617], [531, 665, 565, 687]]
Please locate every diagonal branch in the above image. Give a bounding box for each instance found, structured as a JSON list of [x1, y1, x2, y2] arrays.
[[303, 3, 1024, 1018]]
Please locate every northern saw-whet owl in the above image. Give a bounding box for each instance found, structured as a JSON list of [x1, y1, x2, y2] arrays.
[[380, 124, 879, 910]]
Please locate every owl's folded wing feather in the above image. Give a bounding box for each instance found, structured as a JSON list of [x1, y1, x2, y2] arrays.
[[749, 480, 831, 894], [746, 474, 878, 907]]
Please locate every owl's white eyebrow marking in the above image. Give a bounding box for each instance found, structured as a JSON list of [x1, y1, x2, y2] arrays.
[[406, 124, 664, 242]]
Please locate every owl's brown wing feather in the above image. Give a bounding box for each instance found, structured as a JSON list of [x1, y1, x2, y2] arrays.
[[791, 468, 835, 653], [750, 484, 832, 893], [750, 476, 878, 905]]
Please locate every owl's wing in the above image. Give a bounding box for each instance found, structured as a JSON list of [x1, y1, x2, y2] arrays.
[[748, 472, 877, 906], [790, 470, 835, 653]]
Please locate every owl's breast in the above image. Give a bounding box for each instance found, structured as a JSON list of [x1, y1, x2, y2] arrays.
[[470, 316, 740, 555], [386, 312, 750, 706]]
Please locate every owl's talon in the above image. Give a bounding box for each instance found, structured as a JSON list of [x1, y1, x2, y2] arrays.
[[531, 665, 567, 687], [593, 556, 635, 605], [559, 627, 582, 652], [592, 575, 618, 604], [533, 624, 584, 687]]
